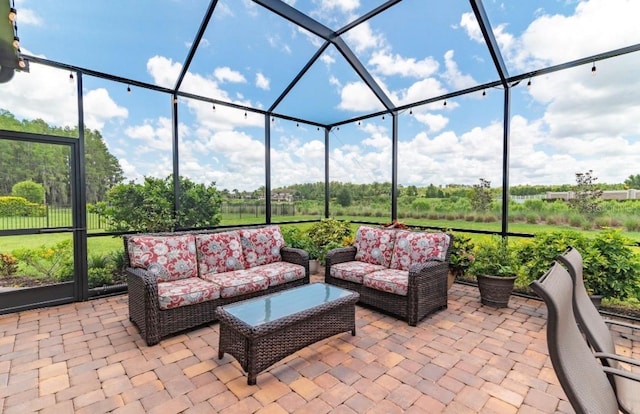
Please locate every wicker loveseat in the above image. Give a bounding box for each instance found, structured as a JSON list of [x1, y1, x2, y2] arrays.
[[124, 225, 309, 345], [325, 226, 452, 326]]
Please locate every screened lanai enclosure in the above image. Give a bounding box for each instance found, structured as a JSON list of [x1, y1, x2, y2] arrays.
[[1, 0, 639, 313]]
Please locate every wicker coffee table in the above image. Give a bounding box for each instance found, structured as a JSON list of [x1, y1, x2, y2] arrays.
[[215, 283, 359, 385]]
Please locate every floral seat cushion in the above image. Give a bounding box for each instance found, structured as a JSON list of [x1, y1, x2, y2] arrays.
[[157, 277, 221, 310], [240, 226, 285, 268], [330, 261, 387, 284], [127, 234, 198, 282], [195, 231, 246, 277], [200, 270, 269, 298], [363, 269, 409, 296], [247, 261, 306, 287], [354, 226, 397, 267], [389, 231, 450, 271]]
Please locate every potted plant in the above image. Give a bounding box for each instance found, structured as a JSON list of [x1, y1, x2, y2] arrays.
[[468, 236, 521, 308], [448, 234, 475, 290], [307, 218, 353, 267], [281, 227, 320, 274]]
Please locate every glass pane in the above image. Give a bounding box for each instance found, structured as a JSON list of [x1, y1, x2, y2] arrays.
[[271, 118, 325, 223], [0, 63, 78, 136], [0, 140, 72, 229], [330, 119, 392, 222], [0, 232, 74, 291], [221, 283, 354, 326]]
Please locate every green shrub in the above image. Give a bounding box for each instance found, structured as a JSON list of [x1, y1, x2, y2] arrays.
[[12, 240, 74, 281], [525, 213, 539, 224], [93, 175, 222, 232], [88, 267, 113, 288], [624, 217, 640, 231], [0, 196, 46, 217], [307, 218, 353, 264], [516, 229, 640, 300], [12, 180, 45, 204]]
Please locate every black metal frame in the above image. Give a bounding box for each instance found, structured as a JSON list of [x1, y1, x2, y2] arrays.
[[2, 1, 640, 309]]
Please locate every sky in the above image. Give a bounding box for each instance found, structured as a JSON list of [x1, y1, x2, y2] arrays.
[[2, 0, 640, 192]]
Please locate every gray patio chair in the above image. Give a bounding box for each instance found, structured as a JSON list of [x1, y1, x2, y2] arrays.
[[530, 262, 640, 414], [557, 246, 640, 351], [557, 246, 640, 413]]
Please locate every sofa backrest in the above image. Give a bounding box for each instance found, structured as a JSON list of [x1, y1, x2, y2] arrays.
[[126, 234, 198, 282], [239, 225, 285, 268], [354, 226, 397, 267], [389, 230, 451, 271], [195, 231, 246, 277]]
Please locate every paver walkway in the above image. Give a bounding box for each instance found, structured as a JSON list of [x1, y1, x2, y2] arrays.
[[1, 278, 638, 413]]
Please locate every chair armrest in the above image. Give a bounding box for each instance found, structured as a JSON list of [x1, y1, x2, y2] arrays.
[[602, 365, 640, 382], [326, 246, 357, 267], [604, 318, 640, 331], [594, 351, 640, 368]]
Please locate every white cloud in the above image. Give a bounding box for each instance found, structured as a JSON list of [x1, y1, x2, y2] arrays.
[[255, 72, 270, 90], [343, 21, 384, 54], [368, 51, 439, 78], [337, 81, 386, 112], [441, 50, 477, 90], [0, 57, 126, 131], [83, 88, 129, 130], [214, 67, 247, 84]]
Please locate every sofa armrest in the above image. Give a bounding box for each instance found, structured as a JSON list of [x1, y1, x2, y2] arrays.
[[125, 266, 162, 345], [281, 247, 310, 277], [326, 246, 357, 267]]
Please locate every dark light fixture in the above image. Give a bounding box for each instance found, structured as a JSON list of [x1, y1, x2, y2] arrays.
[[127, 85, 131, 94], [212, 104, 216, 111], [443, 100, 447, 106], [527, 78, 532, 87], [482, 90, 486, 97], [409, 108, 413, 115], [69, 72, 74, 82], [591, 61, 597, 76]]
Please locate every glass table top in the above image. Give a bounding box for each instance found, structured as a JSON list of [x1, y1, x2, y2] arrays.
[[220, 283, 355, 327]]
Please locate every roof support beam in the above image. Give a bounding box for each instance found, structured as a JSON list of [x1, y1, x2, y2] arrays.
[[175, 0, 219, 91], [336, 0, 403, 36], [469, 0, 509, 87], [333, 37, 395, 111], [253, 0, 335, 40]]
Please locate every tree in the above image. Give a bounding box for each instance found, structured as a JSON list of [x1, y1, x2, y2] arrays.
[[624, 174, 640, 189], [569, 170, 603, 217], [336, 188, 352, 207], [12, 180, 45, 204], [92, 175, 222, 232], [470, 178, 492, 212]]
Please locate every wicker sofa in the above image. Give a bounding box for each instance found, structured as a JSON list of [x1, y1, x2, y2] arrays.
[[124, 225, 309, 345], [325, 226, 452, 326]]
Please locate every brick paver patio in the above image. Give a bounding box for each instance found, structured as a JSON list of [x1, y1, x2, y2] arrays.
[[1, 276, 638, 413]]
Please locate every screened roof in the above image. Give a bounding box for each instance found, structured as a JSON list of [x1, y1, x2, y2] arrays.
[[3, 0, 640, 191]]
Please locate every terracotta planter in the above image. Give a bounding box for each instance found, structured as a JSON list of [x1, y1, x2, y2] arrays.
[[476, 274, 517, 308]]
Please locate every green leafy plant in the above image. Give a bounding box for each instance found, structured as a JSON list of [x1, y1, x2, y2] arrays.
[[307, 218, 353, 265], [516, 229, 640, 300], [91, 175, 222, 232], [448, 233, 475, 275], [468, 237, 521, 278], [470, 178, 493, 213], [12, 240, 74, 281]]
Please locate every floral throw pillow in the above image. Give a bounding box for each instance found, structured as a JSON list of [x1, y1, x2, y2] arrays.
[[127, 234, 198, 282], [389, 231, 451, 271], [354, 226, 397, 267], [239, 226, 284, 268], [195, 231, 246, 277]]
